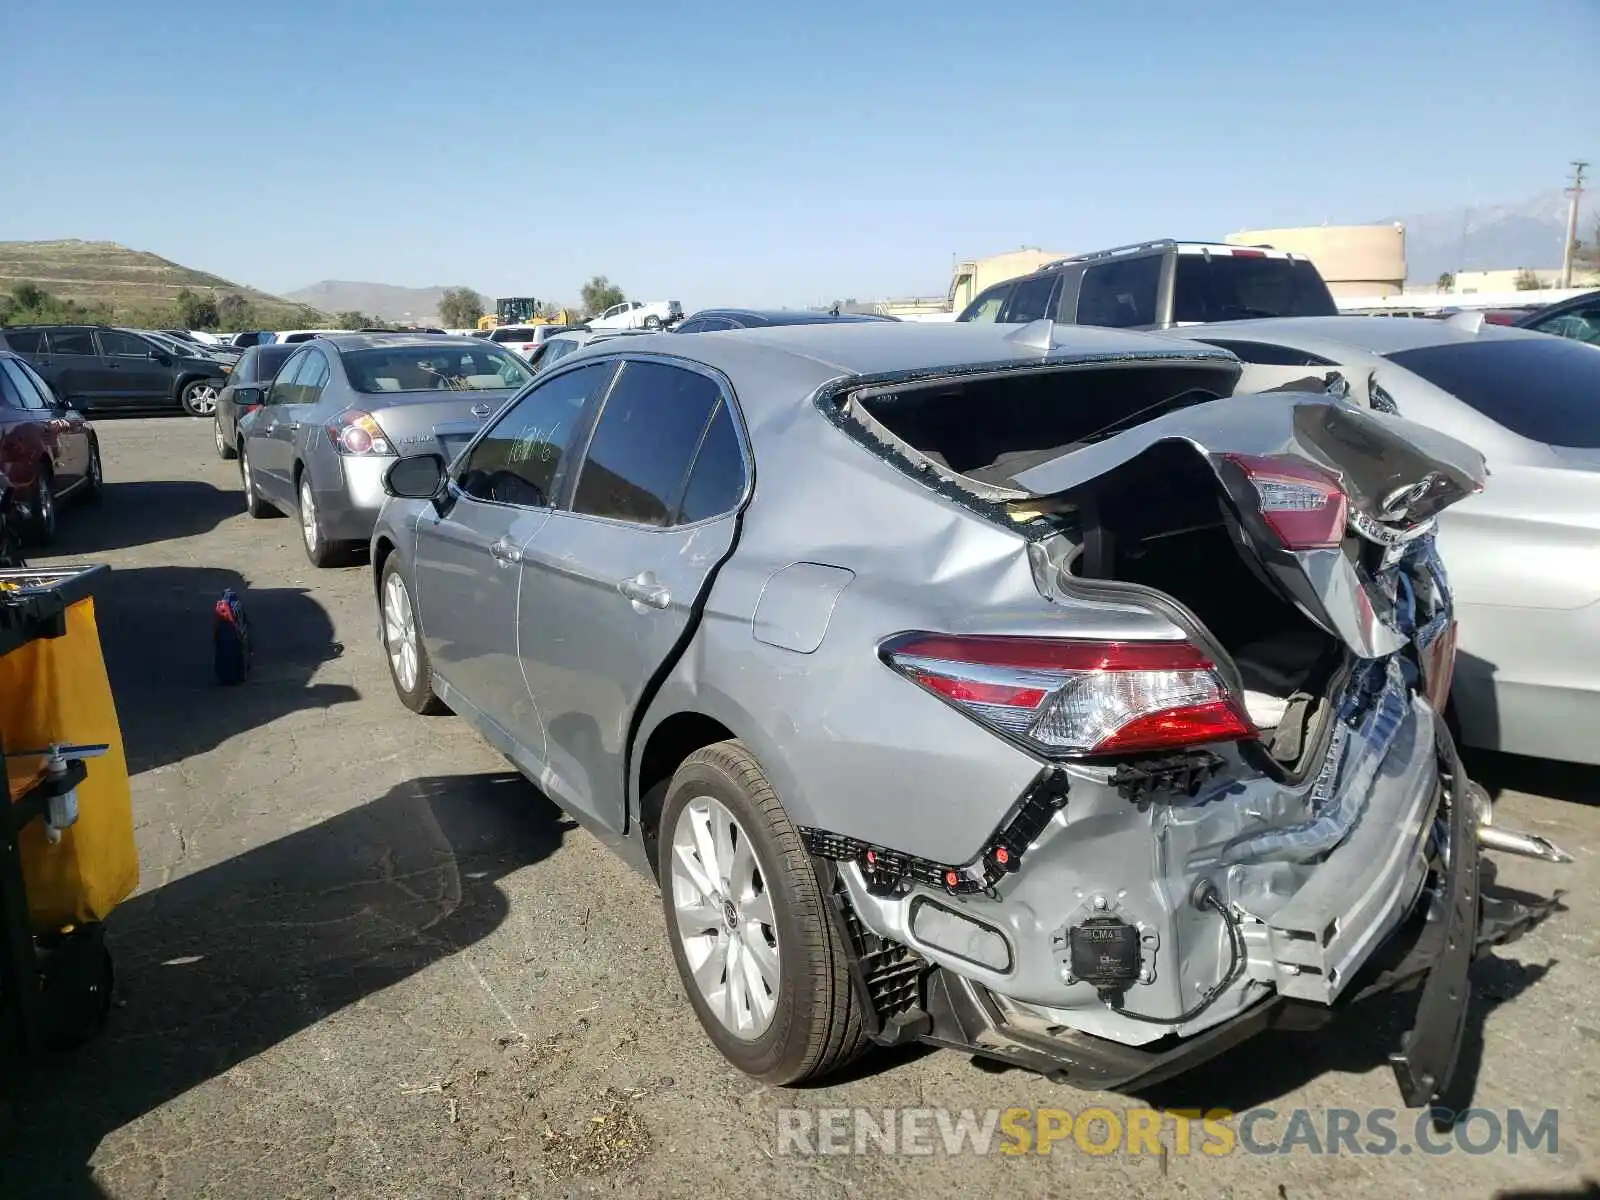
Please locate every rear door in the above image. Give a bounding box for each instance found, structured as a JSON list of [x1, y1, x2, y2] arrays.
[[38, 328, 106, 407], [515, 357, 748, 831], [411, 362, 618, 753], [95, 329, 167, 404], [1071, 254, 1163, 328]]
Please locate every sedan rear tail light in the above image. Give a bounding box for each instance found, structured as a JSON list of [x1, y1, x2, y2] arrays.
[[1225, 453, 1347, 550], [881, 633, 1253, 757], [326, 409, 393, 456]]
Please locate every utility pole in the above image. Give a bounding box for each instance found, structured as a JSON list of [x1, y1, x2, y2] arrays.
[[1561, 160, 1587, 289]]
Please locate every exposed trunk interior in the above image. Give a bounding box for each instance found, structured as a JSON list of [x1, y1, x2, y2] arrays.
[[1049, 442, 1344, 764]]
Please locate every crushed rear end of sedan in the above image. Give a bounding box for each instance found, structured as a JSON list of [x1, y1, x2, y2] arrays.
[[651, 321, 1566, 1106]]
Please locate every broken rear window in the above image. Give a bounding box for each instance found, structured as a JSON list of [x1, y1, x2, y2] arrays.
[[850, 361, 1238, 490]]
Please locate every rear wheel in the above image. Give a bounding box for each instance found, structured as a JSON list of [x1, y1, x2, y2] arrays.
[[215, 415, 236, 460], [297, 471, 348, 567], [180, 379, 220, 417], [29, 462, 57, 546], [81, 438, 103, 503], [659, 740, 870, 1083], [380, 555, 446, 714], [239, 447, 273, 518], [644, 314, 663, 329]]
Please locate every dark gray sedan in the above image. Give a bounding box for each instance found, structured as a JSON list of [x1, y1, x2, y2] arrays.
[[236, 334, 530, 566]]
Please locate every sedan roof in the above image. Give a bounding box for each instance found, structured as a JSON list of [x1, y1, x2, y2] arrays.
[[318, 333, 494, 353]]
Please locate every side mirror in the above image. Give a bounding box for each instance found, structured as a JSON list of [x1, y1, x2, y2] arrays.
[[233, 386, 264, 408], [383, 453, 446, 500]]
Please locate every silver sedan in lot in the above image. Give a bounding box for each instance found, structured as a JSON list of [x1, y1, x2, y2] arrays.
[[367, 322, 1562, 1101], [236, 334, 531, 565], [1166, 316, 1600, 767]]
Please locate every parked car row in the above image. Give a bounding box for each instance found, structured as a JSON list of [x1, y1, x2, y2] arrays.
[[0, 324, 234, 416]]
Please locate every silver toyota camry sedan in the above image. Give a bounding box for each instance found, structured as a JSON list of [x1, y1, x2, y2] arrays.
[[235, 334, 530, 565], [367, 320, 1564, 1102]]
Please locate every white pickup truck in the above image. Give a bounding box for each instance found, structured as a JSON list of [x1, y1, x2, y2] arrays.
[[587, 300, 683, 330]]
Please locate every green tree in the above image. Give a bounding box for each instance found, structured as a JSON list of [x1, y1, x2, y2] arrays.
[[335, 310, 369, 330], [217, 292, 250, 330], [174, 288, 220, 329], [580, 275, 625, 317], [438, 287, 485, 327], [1436, 272, 1455, 292], [1513, 268, 1542, 291]]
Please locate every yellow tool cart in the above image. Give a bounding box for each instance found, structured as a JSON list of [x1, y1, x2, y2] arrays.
[[0, 564, 138, 1058]]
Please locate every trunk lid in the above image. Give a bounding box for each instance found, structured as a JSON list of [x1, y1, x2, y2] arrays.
[[366, 391, 516, 459]]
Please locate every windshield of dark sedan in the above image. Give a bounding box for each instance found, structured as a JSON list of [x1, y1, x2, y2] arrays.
[[1386, 336, 1600, 448], [342, 344, 531, 393]]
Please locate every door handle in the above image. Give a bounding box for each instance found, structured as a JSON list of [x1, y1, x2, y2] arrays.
[[618, 573, 671, 610], [488, 537, 522, 565]]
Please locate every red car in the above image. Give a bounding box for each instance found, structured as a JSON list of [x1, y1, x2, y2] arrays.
[[0, 350, 101, 545]]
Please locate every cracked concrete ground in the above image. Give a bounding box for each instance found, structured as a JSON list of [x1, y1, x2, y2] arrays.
[[1, 416, 1597, 1200]]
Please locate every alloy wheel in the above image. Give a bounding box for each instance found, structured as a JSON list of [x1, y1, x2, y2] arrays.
[[214, 419, 226, 456], [240, 451, 254, 501], [186, 384, 219, 416], [299, 476, 319, 554], [669, 795, 780, 1039], [36, 481, 55, 538], [383, 572, 420, 694]]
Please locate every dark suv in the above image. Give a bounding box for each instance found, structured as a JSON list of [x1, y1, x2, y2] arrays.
[[0, 325, 231, 417], [955, 239, 1339, 330]]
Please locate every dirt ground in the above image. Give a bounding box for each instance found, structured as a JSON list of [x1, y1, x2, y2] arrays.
[[1, 416, 1596, 1200]]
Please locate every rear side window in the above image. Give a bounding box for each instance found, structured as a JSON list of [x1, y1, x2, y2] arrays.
[[1386, 337, 1600, 448], [1076, 256, 1161, 328], [1172, 255, 1338, 323], [572, 361, 722, 526], [3, 330, 44, 354], [677, 402, 747, 523], [48, 329, 97, 356], [958, 283, 1011, 323], [1000, 273, 1058, 323]]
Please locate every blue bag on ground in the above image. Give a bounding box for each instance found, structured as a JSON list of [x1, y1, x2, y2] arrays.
[[213, 588, 251, 684]]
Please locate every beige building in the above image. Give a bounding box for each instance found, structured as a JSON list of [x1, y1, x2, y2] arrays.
[[1225, 224, 1407, 298], [874, 247, 1070, 318], [1448, 267, 1600, 294]]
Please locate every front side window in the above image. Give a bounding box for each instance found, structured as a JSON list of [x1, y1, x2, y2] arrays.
[[958, 283, 1011, 323], [571, 361, 723, 526], [11, 358, 58, 409], [1076, 256, 1162, 328], [1001, 273, 1058, 323], [456, 362, 615, 507], [48, 329, 97, 356], [0, 359, 47, 410], [341, 345, 530, 393]]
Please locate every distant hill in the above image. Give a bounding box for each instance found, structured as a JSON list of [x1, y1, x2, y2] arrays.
[[0, 239, 322, 325], [1381, 189, 1598, 283], [282, 281, 485, 325]]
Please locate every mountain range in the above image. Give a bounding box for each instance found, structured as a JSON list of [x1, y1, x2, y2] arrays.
[[1380, 188, 1597, 283], [280, 280, 483, 325]]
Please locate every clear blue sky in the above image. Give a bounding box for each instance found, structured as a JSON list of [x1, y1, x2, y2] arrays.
[[1, 0, 1595, 309]]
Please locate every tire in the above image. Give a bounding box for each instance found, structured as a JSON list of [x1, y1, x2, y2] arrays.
[[180, 378, 220, 417], [644, 315, 663, 329], [296, 469, 347, 568], [214, 414, 236, 460], [29, 461, 57, 546], [379, 554, 447, 714], [658, 740, 870, 1084], [239, 446, 273, 518], [81, 437, 103, 503]]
